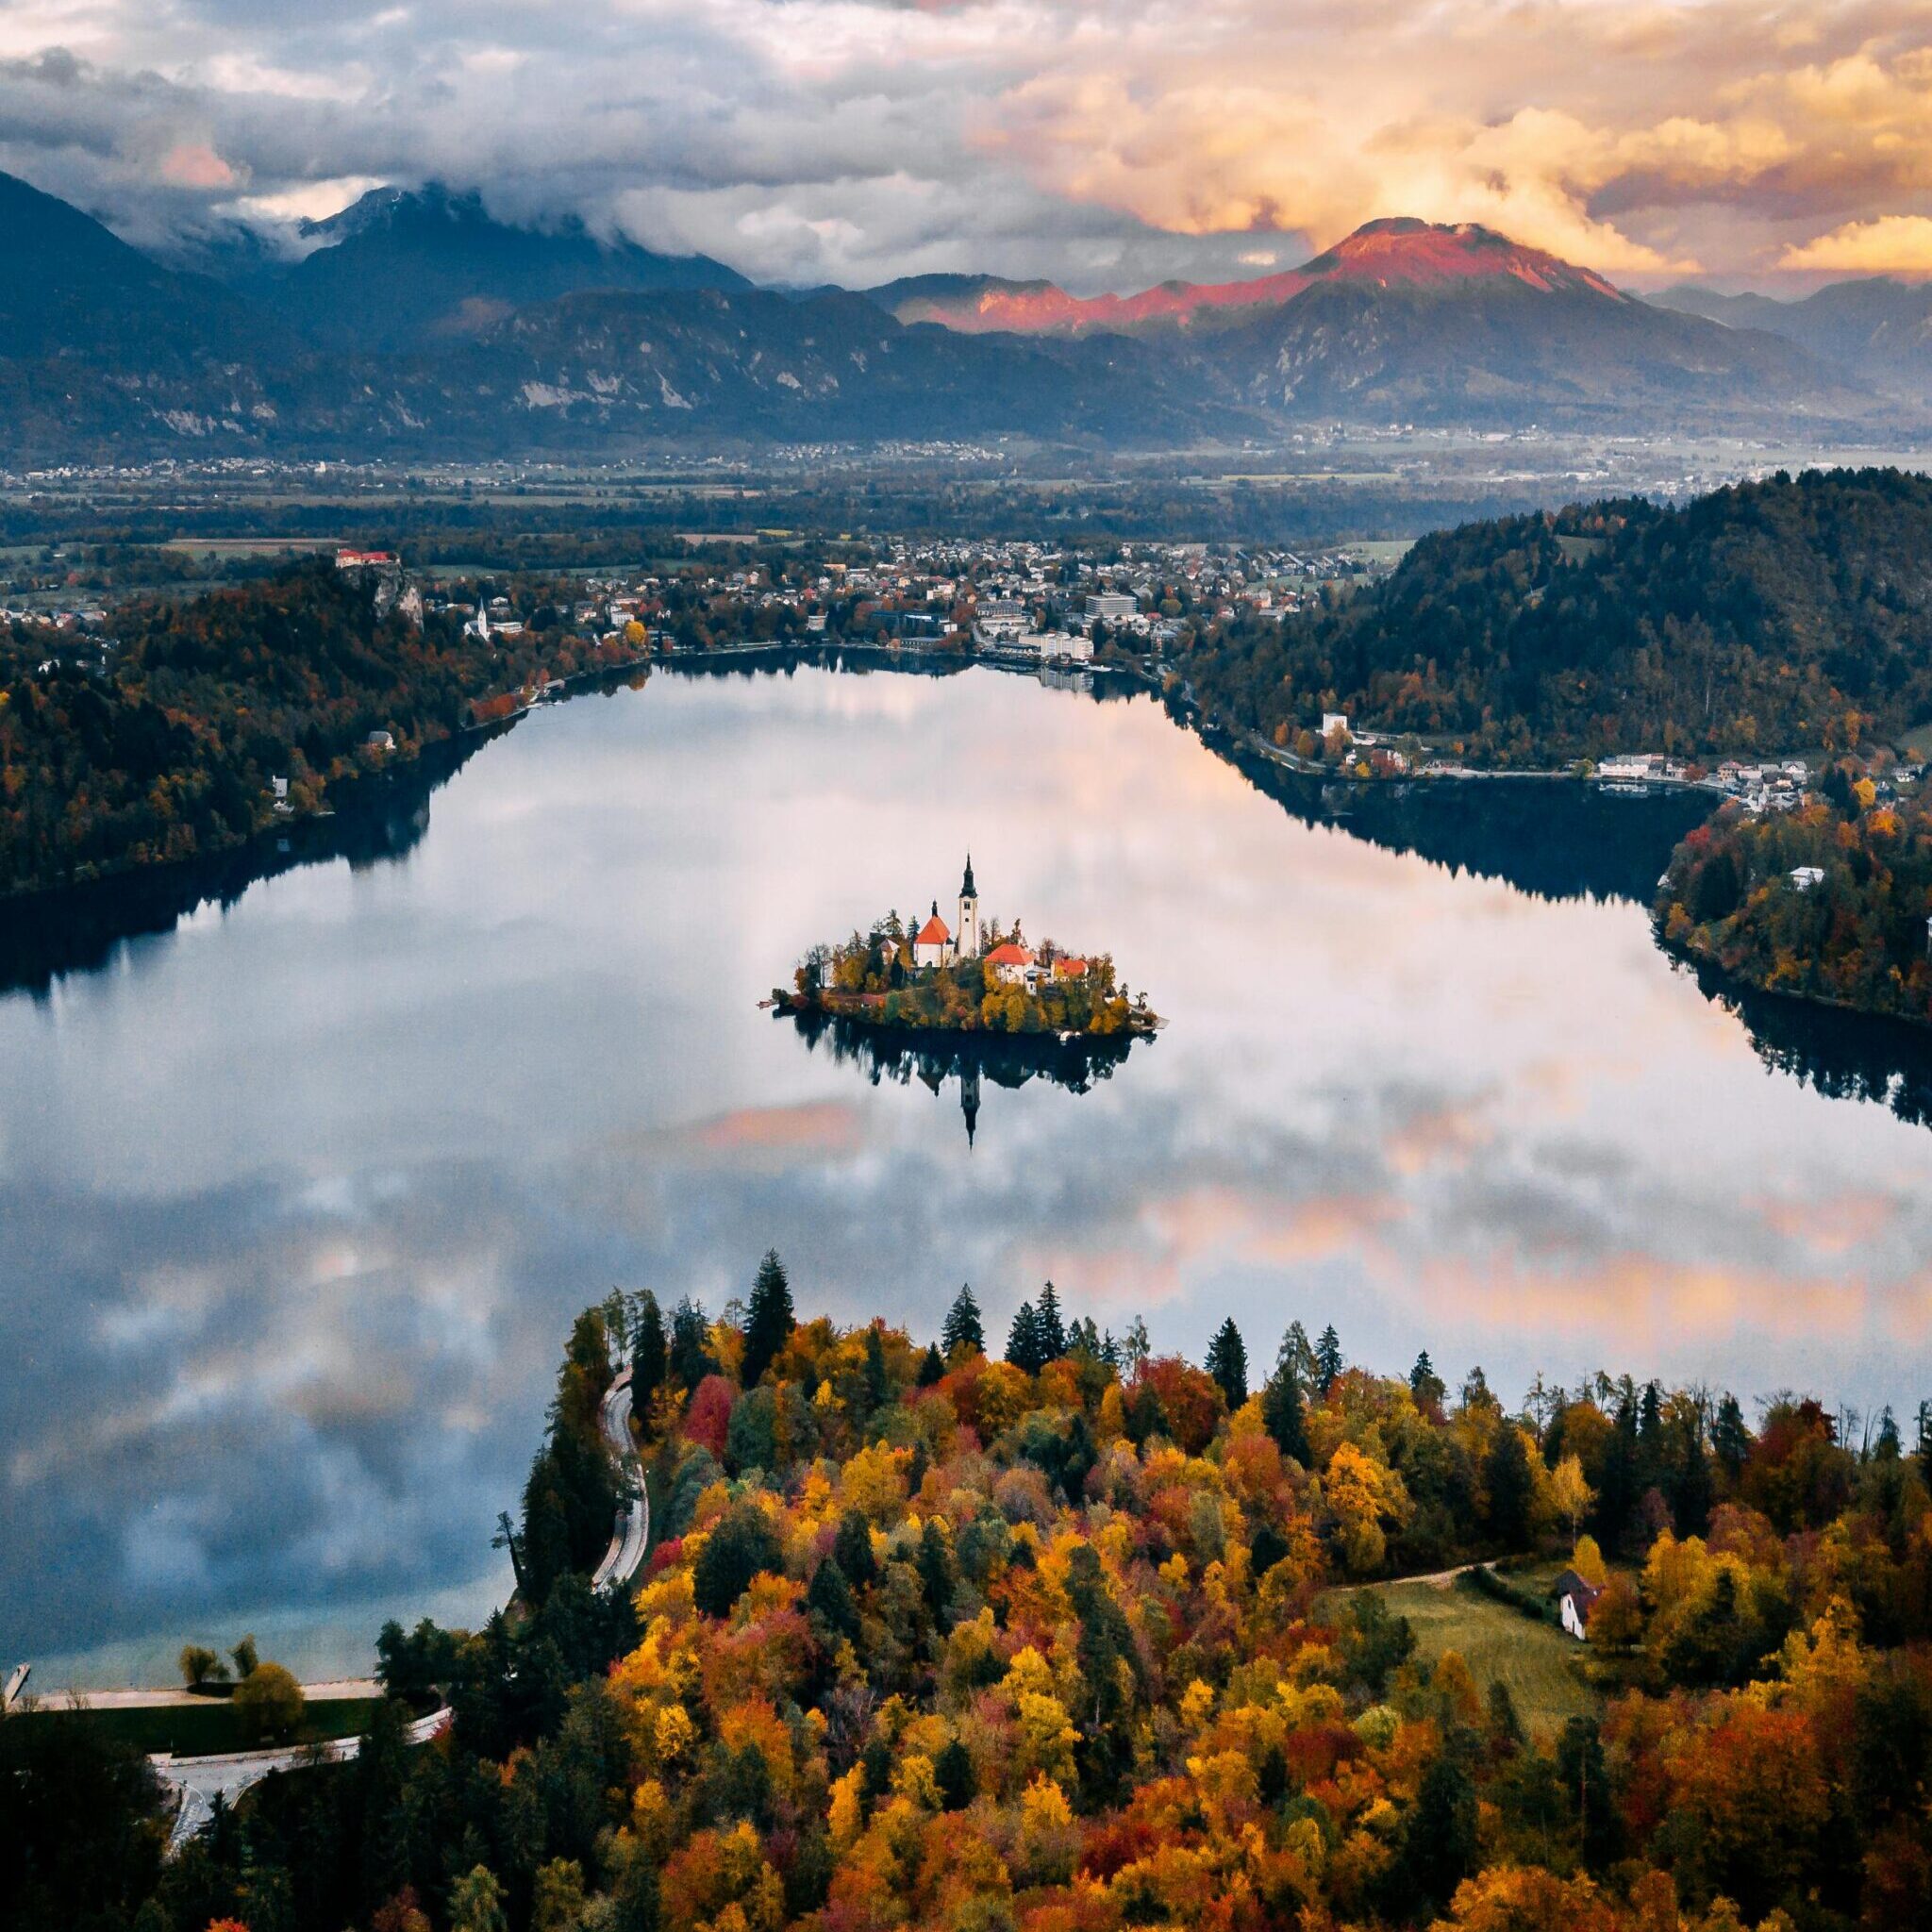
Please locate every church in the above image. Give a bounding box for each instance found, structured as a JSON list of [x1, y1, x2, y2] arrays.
[[911, 857, 982, 969]]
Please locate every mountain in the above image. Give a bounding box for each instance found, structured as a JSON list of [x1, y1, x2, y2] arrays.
[[1212, 267, 1843, 427], [864, 219, 1857, 429], [268, 183, 754, 351], [868, 219, 1625, 335], [1655, 278, 1932, 399], [0, 174, 1890, 459], [361, 287, 1262, 449], [0, 170, 290, 368]]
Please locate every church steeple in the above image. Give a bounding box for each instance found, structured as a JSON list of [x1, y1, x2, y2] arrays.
[[957, 853, 980, 960]]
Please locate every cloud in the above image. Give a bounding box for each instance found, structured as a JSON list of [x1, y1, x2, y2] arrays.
[[0, 2, 1926, 283], [1779, 213, 1932, 272]]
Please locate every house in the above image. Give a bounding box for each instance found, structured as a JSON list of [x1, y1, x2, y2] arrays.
[[985, 941, 1037, 989], [913, 906, 953, 970], [366, 729, 396, 752], [1322, 711, 1350, 739], [1052, 957, 1089, 981], [335, 549, 395, 569], [1553, 1569, 1603, 1641], [1790, 866, 1825, 891]]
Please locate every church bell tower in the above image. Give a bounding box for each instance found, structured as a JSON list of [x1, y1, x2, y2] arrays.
[[958, 854, 980, 959]]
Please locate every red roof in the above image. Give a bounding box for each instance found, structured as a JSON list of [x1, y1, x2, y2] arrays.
[[916, 915, 951, 945], [984, 942, 1033, 966], [1055, 957, 1088, 977]]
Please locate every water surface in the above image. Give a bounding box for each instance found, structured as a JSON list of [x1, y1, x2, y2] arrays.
[[6, 660, 1929, 1684]]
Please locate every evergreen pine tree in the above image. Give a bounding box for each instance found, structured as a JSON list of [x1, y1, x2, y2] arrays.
[[1315, 1324, 1343, 1396], [1204, 1318, 1248, 1409], [1261, 1350, 1310, 1464], [941, 1284, 985, 1358], [1409, 1350, 1446, 1411], [1007, 1301, 1046, 1374], [917, 1341, 945, 1386], [741, 1249, 795, 1390], [861, 1323, 891, 1423], [631, 1291, 668, 1417], [670, 1297, 716, 1391], [1484, 1422, 1534, 1549], [1711, 1391, 1751, 1487], [1037, 1281, 1067, 1360]]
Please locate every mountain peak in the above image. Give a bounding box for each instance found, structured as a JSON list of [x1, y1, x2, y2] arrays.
[[871, 217, 1626, 335], [1305, 218, 1626, 300]]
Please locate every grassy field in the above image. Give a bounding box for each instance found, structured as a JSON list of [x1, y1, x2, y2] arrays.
[[16, 1695, 381, 1757], [1324, 1572, 1602, 1742]]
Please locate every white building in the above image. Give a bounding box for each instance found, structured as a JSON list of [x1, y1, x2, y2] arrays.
[[912, 858, 982, 968]]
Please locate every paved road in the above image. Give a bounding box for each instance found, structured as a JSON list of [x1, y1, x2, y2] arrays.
[[157, 1705, 449, 1851], [154, 1361, 644, 1853], [592, 1367, 650, 1590]]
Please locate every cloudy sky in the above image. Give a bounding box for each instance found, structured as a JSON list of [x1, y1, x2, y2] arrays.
[[7, 4, 1932, 297]]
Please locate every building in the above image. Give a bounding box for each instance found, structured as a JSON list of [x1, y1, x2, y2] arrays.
[[1553, 1570, 1603, 1641], [1086, 593, 1136, 620], [1790, 866, 1825, 891], [984, 941, 1036, 989], [912, 857, 982, 969], [1322, 711, 1351, 739]]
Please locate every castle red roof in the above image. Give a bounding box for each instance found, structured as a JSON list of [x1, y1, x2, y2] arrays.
[[916, 914, 951, 945]]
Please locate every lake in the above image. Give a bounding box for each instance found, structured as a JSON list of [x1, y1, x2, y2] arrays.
[[6, 657, 1930, 1687]]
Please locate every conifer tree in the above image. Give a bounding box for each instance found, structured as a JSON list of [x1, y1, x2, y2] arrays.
[[741, 1249, 795, 1390], [1315, 1324, 1343, 1395], [1409, 1349, 1445, 1411], [630, 1290, 668, 1417], [941, 1284, 985, 1358], [1007, 1301, 1046, 1374], [1262, 1327, 1310, 1463], [917, 1341, 945, 1386], [1037, 1280, 1067, 1360], [861, 1322, 891, 1424], [1712, 1391, 1751, 1487], [1204, 1318, 1248, 1409]]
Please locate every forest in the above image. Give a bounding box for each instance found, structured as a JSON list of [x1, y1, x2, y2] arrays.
[[9, 1256, 1932, 1932], [1183, 467, 1932, 766], [0, 560, 639, 898], [1656, 769, 1932, 1023]]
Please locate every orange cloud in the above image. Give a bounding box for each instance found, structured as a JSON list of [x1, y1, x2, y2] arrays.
[[1779, 214, 1932, 272], [159, 142, 240, 191]]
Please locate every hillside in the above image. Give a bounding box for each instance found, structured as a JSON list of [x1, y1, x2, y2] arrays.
[[0, 560, 633, 898], [1657, 277, 1932, 400], [1186, 467, 1932, 763]]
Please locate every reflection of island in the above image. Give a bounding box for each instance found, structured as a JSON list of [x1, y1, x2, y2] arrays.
[[780, 1005, 1142, 1143], [0, 728, 494, 999]]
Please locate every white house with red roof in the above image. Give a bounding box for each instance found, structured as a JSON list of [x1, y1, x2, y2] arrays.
[[911, 858, 983, 970]]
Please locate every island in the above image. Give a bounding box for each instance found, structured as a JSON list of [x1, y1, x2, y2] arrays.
[[774, 856, 1158, 1040]]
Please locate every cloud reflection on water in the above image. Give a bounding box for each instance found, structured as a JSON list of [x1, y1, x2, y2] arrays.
[[4, 661, 1930, 1681]]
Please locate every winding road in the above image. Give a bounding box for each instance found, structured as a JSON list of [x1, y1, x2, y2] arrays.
[[592, 1366, 650, 1590], [154, 1361, 648, 1852], [157, 1706, 450, 1852]]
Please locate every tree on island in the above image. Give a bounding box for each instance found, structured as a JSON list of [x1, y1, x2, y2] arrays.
[[941, 1284, 985, 1358], [741, 1249, 795, 1389]]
